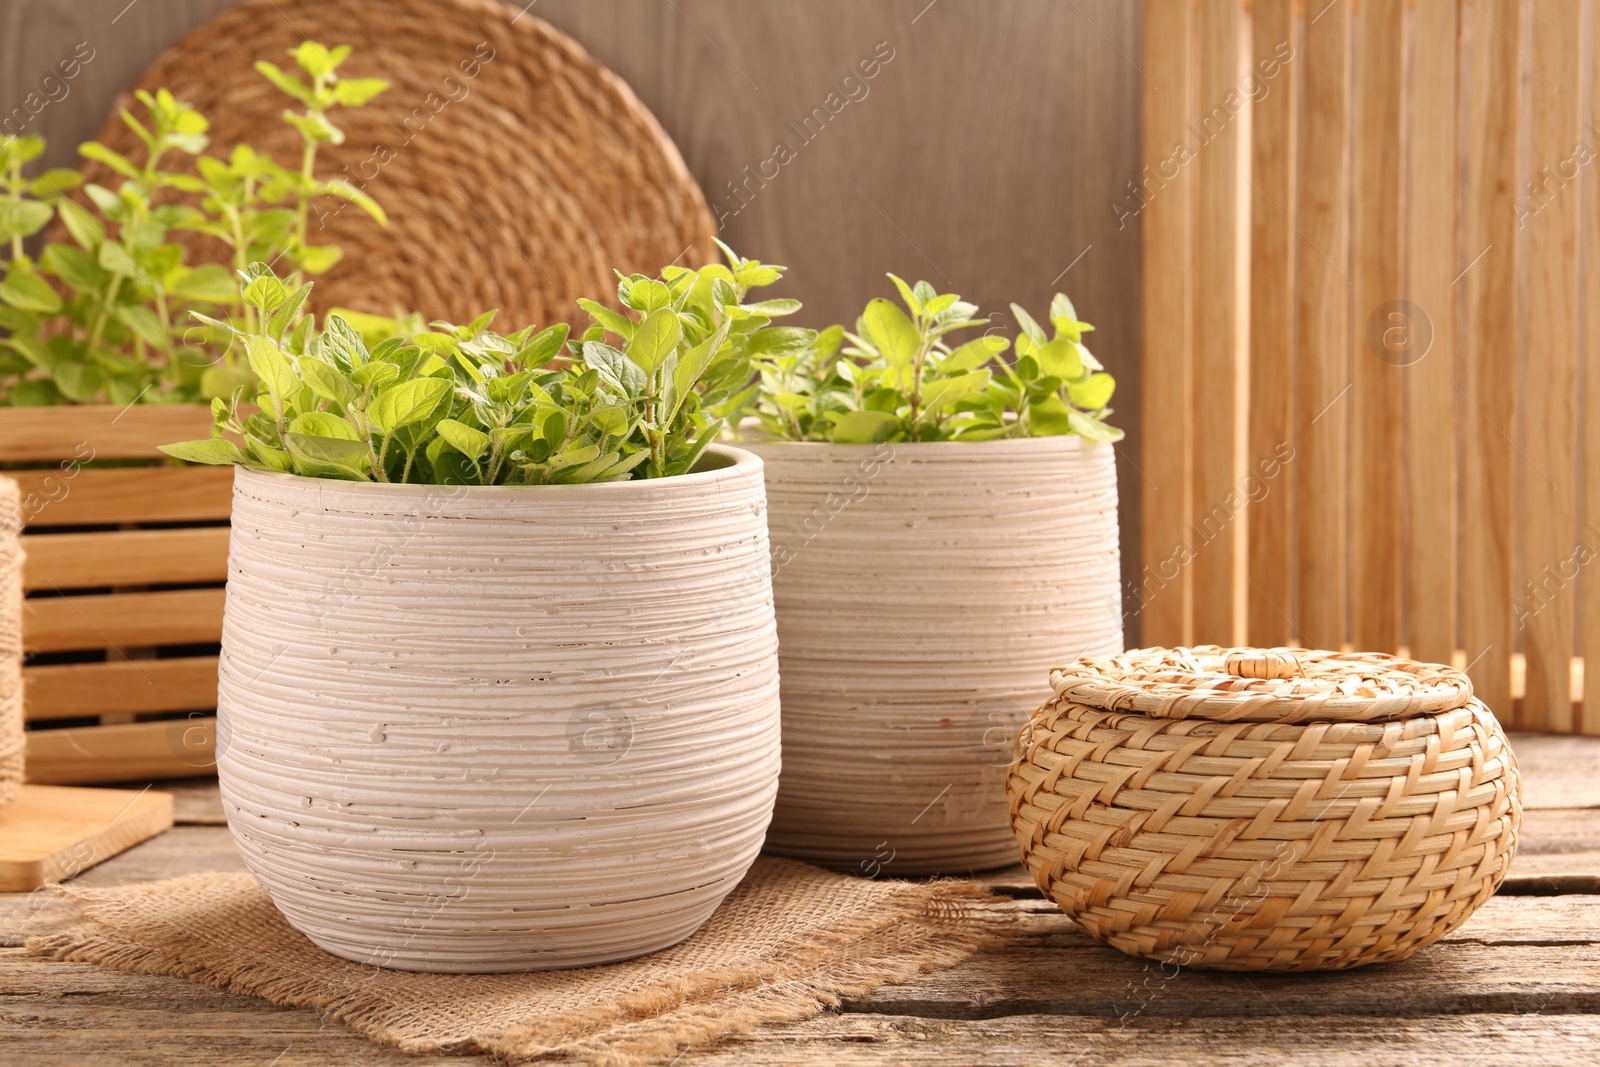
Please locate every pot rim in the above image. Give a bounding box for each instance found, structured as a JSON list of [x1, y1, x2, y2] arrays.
[[730, 432, 1109, 454], [230, 442, 764, 498]]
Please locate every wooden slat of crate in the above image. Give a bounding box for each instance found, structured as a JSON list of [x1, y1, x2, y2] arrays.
[[0, 404, 213, 463], [1244, 0, 1297, 649], [1293, 0, 1351, 650], [1520, 0, 1583, 732], [24, 717, 217, 785], [23, 657, 220, 723], [23, 588, 226, 655], [23, 528, 230, 592], [1401, 0, 1459, 667], [11, 466, 234, 528], [1138, 0, 1194, 648]]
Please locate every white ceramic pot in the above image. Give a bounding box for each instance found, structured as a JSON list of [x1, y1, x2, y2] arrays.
[[742, 435, 1123, 875], [216, 446, 780, 972]]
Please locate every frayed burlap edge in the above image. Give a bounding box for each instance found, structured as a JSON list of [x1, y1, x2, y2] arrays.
[[28, 875, 1013, 1066]]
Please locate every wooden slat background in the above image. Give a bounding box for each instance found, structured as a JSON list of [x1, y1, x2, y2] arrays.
[[1142, 0, 1600, 734]]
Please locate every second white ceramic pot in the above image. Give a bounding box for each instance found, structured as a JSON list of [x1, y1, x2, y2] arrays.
[[742, 435, 1123, 875], [216, 446, 781, 972]]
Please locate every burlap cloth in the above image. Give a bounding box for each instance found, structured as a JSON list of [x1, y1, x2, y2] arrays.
[[28, 857, 1010, 1065]]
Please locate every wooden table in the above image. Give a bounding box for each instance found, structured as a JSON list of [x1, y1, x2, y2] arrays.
[[4, 732, 1599, 1065]]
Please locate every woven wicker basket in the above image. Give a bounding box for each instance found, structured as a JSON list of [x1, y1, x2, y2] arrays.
[[64, 0, 715, 326], [1008, 645, 1521, 971]]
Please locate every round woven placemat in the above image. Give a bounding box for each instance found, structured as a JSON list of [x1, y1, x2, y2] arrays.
[[1050, 644, 1474, 724], [63, 0, 715, 326]]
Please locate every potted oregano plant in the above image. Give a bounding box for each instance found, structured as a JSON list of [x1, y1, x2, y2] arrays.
[[160, 249, 796, 973], [0, 42, 388, 786], [716, 277, 1124, 876]]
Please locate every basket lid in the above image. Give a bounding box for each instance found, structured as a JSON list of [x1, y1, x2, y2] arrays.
[[1049, 645, 1475, 724]]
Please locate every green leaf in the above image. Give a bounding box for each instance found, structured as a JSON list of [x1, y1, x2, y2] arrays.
[[862, 298, 918, 366], [625, 307, 682, 375], [0, 270, 61, 314], [1011, 302, 1048, 348], [1068, 371, 1116, 410], [289, 411, 359, 439], [296, 244, 342, 274], [331, 77, 388, 106], [0, 199, 54, 243], [200, 363, 254, 400], [55, 199, 105, 251], [27, 169, 82, 199], [96, 242, 139, 277], [283, 432, 369, 479], [242, 274, 287, 313], [169, 263, 238, 302], [246, 335, 299, 399], [830, 409, 900, 444], [1067, 408, 1124, 443], [368, 376, 451, 432], [255, 61, 314, 105], [160, 438, 245, 465], [351, 361, 399, 390], [298, 357, 358, 407], [1030, 395, 1074, 436], [41, 243, 107, 292], [320, 180, 387, 225], [436, 418, 490, 460], [1036, 339, 1083, 381], [78, 142, 142, 180], [583, 340, 647, 397], [918, 370, 992, 414], [114, 305, 166, 346], [741, 298, 802, 317], [289, 42, 350, 78], [578, 298, 636, 341]]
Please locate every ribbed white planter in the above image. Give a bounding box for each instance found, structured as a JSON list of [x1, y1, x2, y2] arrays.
[[742, 435, 1123, 875], [216, 446, 781, 972]]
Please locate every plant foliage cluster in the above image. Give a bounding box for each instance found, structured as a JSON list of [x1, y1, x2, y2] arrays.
[[719, 275, 1121, 444], [162, 245, 802, 485], [0, 42, 385, 406]]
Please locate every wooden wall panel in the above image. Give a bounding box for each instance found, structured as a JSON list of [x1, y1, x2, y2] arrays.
[[1584, 0, 1600, 735], [1139, 0, 1195, 648], [1459, 0, 1523, 723], [1520, 0, 1583, 731], [1349, 0, 1404, 652], [1245, 0, 1297, 649], [1189, 1, 1247, 645], [1401, 0, 1458, 667], [1292, 0, 1351, 652]]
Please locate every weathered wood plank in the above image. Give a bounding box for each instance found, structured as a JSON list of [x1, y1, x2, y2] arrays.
[[1459, 0, 1521, 724], [1293, 0, 1350, 649], [22, 528, 229, 592], [1139, 0, 1195, 648], [1245, 0, 1297, 649]]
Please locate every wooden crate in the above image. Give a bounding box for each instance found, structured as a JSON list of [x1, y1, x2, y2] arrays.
[[7, 404, 230, 784]]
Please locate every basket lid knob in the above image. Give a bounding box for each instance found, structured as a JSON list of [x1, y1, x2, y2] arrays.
[[1224, 650, 1300, 681]]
